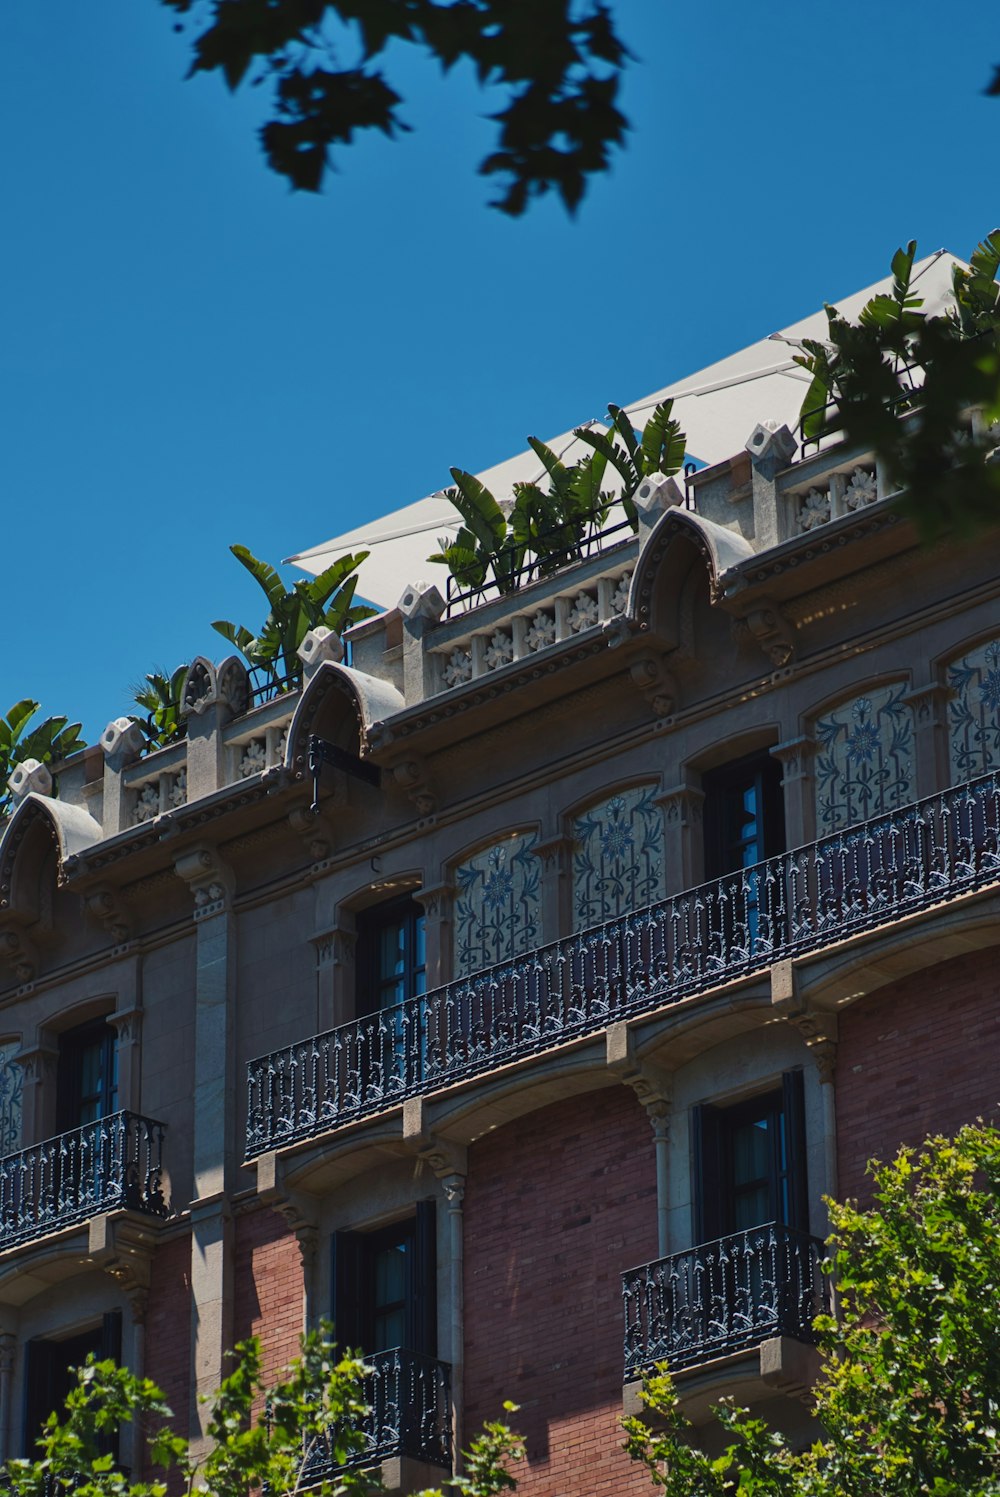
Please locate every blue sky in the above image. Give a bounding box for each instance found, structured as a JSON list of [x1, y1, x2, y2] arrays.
[[2, 0, 996, 742]]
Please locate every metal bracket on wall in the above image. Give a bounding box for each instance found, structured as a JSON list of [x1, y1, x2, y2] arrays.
[[308, 733, 381, 811]]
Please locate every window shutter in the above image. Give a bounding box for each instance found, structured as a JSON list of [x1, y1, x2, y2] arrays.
[[782, 1069, 809, 1232], [100, 1310, 122, 1365], [331, 1231, 365, 1351], [692, 1104, 724, 1245], [23, 1339, 56, 1452], [411, 1200, 437, 1357]]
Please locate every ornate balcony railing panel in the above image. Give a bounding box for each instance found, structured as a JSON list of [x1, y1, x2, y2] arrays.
[[621, 1222, 828, 1377], [0, 1112, 168, 1251], [301, 1348, 451, 1479], [247, 770, 1000, 1156]]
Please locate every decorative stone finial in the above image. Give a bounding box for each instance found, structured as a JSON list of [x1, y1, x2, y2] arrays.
[[7, 758, 53, 805], [397, 580, 446, 624], [298, 626, 345, 680], [100, 717, 145, 763], [745, 421, 797, 465]]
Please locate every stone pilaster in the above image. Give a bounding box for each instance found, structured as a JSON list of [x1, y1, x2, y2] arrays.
[[903, 681, 952, 799], [415, 883, 453, 990], [606, 1023, 672, 1256], [14, 1040, 57, 1146], [533, 835, 573, 944], [656, 781, 705, 891], [174, 845, 237, 1451], [99, 718, 146, 838], [771, 736, 816, 849]]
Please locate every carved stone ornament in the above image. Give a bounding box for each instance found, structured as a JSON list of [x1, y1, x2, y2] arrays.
[[7, 758, 53, 805], [100, 717, 145, 765], [174, 846, 234, 918], [733, 599, 796, 667], [181, 660, 213, 716], [180, 657, 249, 720], [84, 886, 130, 945], [628, 653, 678, 718], [0, 919, 37, 982], [298, 626, 345, 677], [397, 580, 446, 625], [393, 757, 437, 816]]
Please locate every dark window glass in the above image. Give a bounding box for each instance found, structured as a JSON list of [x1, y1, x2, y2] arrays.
[[356, 897, 426, 1016], [703, 751, 786, 880], [57, 1021, 118, 1132], [332, 1201, 436, 1357], [23, 1312, 121, 1458], [693, 1071, 807, 1243]]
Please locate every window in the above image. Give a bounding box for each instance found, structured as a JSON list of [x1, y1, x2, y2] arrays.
[[23, 1312, 122, 1458], [692, 1071, 807, 1245], [331, 1202, 437, 1356], [702, 751, 785, 881], [56, 1019, 118, 1133], [356, 897, 426, 1017]]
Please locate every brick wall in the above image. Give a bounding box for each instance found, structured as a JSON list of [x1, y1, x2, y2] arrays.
[[463, 1086, 658, 1497], [143, 1231, 192, 1486], [836, 944, 1000, 1203], [233, 1205, 304, 1391]]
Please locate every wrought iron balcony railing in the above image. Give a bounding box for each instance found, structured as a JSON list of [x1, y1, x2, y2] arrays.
[[0, 1111, 168, 1251], [301, 1348, 451, 1479], [247, 769, 1000, 1157], [621, 1222, 828, 1377]]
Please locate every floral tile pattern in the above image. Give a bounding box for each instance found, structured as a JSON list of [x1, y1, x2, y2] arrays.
[[0, 1044, 22, 1154], [814, 684, 913, 832], [572, 785, 665, 930], [947, 638, 1000, 782], [454, 832, 540, 976]]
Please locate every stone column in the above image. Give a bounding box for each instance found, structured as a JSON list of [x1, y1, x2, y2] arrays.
[[441, 1172, 466, 1470], [174, 846, 237, 1451], [14, 1040, 57, 1146], [533, 835, 573, 943], [656, 780, 704, 892], [903, 682, 952, 798], [771, 737, 816, 849], [99, 718, 146, 838], [108, 995, 143, 1117], [415, 884, 454, 990]]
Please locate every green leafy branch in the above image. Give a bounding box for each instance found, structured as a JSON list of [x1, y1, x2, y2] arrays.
[[0, 701, 86, 820], [429, 399, 684, 595]]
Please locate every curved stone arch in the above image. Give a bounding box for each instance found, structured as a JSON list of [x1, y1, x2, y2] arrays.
[[627, 508, 756, 648], [179, 654, 250, 721], [806, 675, 915, 835], [566, 779, 666, 931], [284, 661, 406, 780], [0, 794, 102, 919]]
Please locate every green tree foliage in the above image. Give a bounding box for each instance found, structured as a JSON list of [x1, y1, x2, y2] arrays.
[[212, 544, 376, 690], [159, 0, 628, 214], [796, 230, 1000, 538], [0, 701, 86, 819], [3, 1325, 524, 1497], [429, 399, 684, 595], [624, 1121, 1000, 1497]]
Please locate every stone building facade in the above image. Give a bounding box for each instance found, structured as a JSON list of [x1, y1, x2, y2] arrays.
[[2, 394, 1000, 1493]]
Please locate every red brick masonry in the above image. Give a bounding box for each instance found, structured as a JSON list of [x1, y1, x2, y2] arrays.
[[464, 1085, 658, 1497]]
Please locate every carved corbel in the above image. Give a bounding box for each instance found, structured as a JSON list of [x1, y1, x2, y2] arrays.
[[401, 1098, 468, 1180], [174, 846, 234, 920], [255, 1151, 320, 1273], [627, 653, 679, 719], [771, 960, 837, 1080], [288, 805, 334, 864], [392, 757, 436, 817], [732, 598, 796, 668], [83, 885, 130, 946], [606, 1022, 672, 1135], [0, 918, 37, 983], [87, 1213, 159, 1324]]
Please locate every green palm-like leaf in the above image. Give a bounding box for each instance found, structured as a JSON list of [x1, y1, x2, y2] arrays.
[[447, 471, 507, 552], [230, 545, 286, 610], [0, 699, 39, 751], [607, 405, 640, 465], [526, 437, 573, 501], [573, 423, 638, 490], [302, 550, 371, 609], [640, 399, 685, 476], [211, 620, 259, 660]]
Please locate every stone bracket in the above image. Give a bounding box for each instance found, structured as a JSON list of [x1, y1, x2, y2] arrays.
[[87, 1211, 161, 1323], [731, 597, 796, 667], [255, 1151, 320, 1270], [0, 917, 37, 984], [606, 1022, 672, 1129], [391, 755, 437, 817], [402, 1098, 468, 1180], [771, 960, 837, 1079], [174, 846, 235, 919]]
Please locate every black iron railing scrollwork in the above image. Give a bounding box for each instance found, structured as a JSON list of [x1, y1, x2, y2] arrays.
[[300, 1348, 451, 1479], [0, 1111, 168, 1251], [621, 1222, 828, 1377], [247, 770, 1000, 1158]]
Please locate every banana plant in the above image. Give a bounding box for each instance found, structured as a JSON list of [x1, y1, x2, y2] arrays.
[[132, 666, 189, 750], [0, 700, 86, 818], [792, 229, 1000, 535], [431, 398, 686, 599], [212, 546, 376, 690]]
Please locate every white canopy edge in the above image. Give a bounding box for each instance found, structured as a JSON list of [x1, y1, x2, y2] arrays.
[[287, 251, 962, 609]]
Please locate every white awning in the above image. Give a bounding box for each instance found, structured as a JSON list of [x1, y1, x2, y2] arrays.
[[287, 251, 961, 609]]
